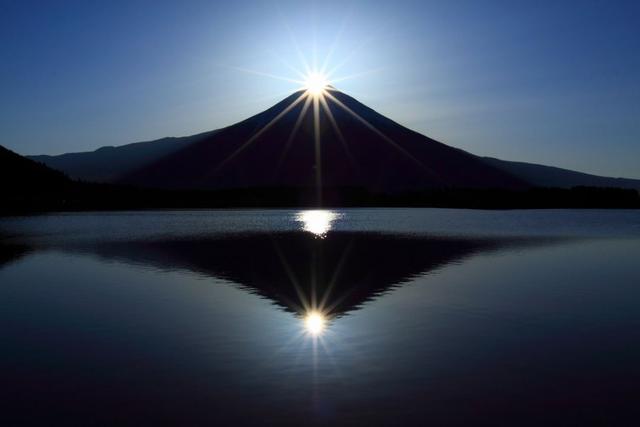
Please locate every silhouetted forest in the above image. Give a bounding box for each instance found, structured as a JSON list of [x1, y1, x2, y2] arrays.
[[2, 145, 639, 213], [3, 183, 639, 214]]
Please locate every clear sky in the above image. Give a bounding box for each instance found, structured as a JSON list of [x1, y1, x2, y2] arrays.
[[1, 0, 639, 178]]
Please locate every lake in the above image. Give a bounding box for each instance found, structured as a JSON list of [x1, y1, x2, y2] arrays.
[[1, 209, 639, 426]]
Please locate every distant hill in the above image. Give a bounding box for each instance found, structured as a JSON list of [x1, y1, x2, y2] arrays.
[[28, 130, 218, 182], [0, 145, 70, 195], [483, 157, 640, 190]]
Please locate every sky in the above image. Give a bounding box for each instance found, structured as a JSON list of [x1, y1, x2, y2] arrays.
[[1, 0, 639, 178]]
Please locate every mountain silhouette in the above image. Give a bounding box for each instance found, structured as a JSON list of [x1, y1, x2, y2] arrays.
[[0, 145, 70, 195], [483, 157, 640, 190], [27, 89, 640, 192], [29, 130, 219, 183], [28, 89, 523, 192], [118, 89, 526, 192]]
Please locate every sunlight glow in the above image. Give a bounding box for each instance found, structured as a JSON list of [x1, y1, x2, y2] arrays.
[[225, 29, 413, 207], [304, 311, 326, 336], [296, 210, 339, 237], [304, 72, 329, 96]]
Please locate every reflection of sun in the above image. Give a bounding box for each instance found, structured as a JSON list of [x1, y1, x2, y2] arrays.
[[296, 210, 339, 237], [304, 72, 329, 96], [304, 311, 326, 336]]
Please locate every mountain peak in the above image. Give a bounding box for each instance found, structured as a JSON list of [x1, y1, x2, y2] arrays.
[[115, 88, 525, 194], [24, 89, 640, 195]]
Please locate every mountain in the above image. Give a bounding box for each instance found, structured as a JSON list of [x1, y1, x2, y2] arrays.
[[25, 88, 639, 193], [28, 89, 525, 192], [28, 130, 218, 182], [483, 157, 640, 190], [118, 89, 525, 192], [0, 145, 70, 195]]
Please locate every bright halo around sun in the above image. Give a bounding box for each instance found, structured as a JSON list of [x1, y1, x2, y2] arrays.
[[304, 311, 326, 336], [304, 72, 329, 96]]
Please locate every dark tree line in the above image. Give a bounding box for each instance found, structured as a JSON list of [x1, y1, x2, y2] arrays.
[[2, 145, 638, 213]]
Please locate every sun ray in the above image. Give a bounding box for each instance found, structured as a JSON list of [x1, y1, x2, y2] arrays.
[[230, 89, 306, 113], [318, 94, 360, 174], [310, 243, 319, 311], [215, 91, 308, 171], [273, 240, 312, 314], [322, 287, 357, 316], [265, 328, 308, 363], [229, 66, 304, 85], [312, 23, 319, 73], [274, 93, 313, 177], [277, 11, 312, 76], [265, 49, 308, 81], [325, 36, 375, 79], [218, 19, 432, 197], [317, 239, 355, 312], [316, 334, 346, 379], [320, 10, 352, 76], [323, 91, 440, 177], [330, 67, 385, 84], [312, 94, 322, 206]]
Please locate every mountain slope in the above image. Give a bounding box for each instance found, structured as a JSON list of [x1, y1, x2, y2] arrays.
[[25, 89, 638, 194], [1, 145, 70, 194], [482, 157, 640, 190], [119, 89, 525, 192], [28, 130, 217, 182]]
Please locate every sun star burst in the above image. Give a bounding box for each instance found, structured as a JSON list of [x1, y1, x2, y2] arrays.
[[304, 72, 329, 96]]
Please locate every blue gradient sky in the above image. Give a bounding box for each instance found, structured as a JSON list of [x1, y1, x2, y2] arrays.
[[1, 0, 639, 178]]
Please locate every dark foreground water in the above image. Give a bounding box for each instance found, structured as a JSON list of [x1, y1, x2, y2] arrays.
[[1, 209, 639, 426]]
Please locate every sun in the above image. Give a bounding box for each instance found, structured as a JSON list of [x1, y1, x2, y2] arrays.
[[304, 72, 329, 96], [304, 310, 326, 336]]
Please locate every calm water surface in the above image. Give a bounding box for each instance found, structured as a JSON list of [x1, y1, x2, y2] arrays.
[[1, 209, 639, 426]]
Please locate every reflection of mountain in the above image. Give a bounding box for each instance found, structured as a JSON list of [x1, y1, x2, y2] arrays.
[[0, 242, 31, 269], [35, 232, 549, 317]]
